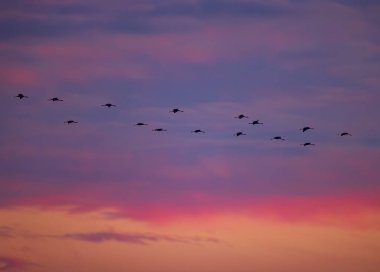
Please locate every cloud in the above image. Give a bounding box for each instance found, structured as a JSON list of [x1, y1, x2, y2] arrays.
[[0, 18, 86, 41], [0, 1, 95, 41], [0, 0, 293, 41], [0, 256, 38, 271], [0, 0, 95, 18], [334, 0, 380, 7], [150, 0, 291, 18], [0, 64, 42, 87], [1, 0, 378, 88], [101, 193, 380, 228], [4, 175, 379, 228], [58, 231, 220, 245]]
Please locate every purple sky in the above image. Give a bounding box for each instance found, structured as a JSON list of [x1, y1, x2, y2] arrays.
[[1, 0, 380, 219]]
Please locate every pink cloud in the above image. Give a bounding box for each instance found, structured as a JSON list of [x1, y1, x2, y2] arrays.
[[2, 138, 379, 227], [7, 179, 379, 229], [0, 65, 41, 87], [2, 0, 377, 88], [31, 41, 153, 81], [103, 192, 380, 230], [108, 22, 301, 64]]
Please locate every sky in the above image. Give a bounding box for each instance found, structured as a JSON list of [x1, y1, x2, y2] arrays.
[[1, 0, 380, 271]]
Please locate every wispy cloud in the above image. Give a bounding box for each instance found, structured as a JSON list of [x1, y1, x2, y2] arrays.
[[0, 0, 293, 42], [0, 256, 38, 271], [334, 0, 380, 8], [149, 0, 291, 18], [57, 231, 220, 245]]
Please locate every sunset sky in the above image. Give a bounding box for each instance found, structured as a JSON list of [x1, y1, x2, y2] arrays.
[[1, 0, 380, 271]]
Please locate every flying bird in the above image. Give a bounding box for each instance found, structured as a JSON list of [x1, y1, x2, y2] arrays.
[[235, 114, 248, 119], [170, 108, 184, 113], [271, 136, 286, 141], [301, 142, 315, 146], [340, 132, 352, 136], [102, 103, 116, 108], [235, 132, 246, 137], [49, 97, 63, 102], [135, 123, 148, 126], [153, 128, 167, 132], [15, 93, 28, 99], [64, 120, 78, 124], [301, 126, 314, 132], [249, 120, 263, 125], [191, 129, 205, 133]]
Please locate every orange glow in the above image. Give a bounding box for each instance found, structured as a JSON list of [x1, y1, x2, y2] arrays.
[[1, 204, 379, 272]]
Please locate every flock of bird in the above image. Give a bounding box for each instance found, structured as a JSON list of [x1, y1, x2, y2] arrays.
[[14, 93, 352, 146]]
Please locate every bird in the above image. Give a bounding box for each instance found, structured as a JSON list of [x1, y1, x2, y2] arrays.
[[301, 142, 315, 146], [170, 108, 184, 113], [271, 136, 286, 141], [49, 97, 63, 102], [191, 129, 205, 133], [300, 126, 314, 132], [15, 93, 28, 99], [340, 132, 352, 136], [64, 120, 78, 124], [153, 128, 167, 132], [102, 103, 116, 108], [235, 132, 246, 137], [135, 123, 148, 126], [249, 120, 263, 125], [235, 114, 248, 119]]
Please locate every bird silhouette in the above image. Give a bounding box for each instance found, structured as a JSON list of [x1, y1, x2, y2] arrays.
[[249, 120, 263, 125], [340, 132, 352, 136], [301, 126, 314, 132], [135, 123, 148, 126], [102, 103, 116, 108], [65, 120, 78, 124], [301, 142, 315, 146], [235, 132, 246, 137], [271, 136, 286, 141], [153, 128, 167, 132], [49, 97, 63, 102], [235, 114, 248, 119], [15, 93, 28, 99], [191, 129, 205, 133], [170, 108, 184, 113]]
